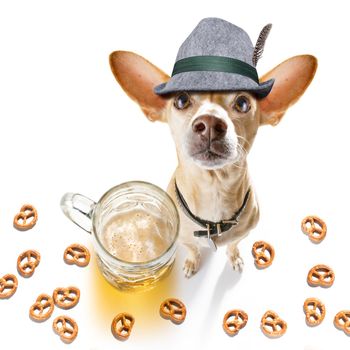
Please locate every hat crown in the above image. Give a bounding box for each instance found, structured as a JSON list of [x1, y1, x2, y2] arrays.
[[176, 17, 254, 65], [154, 17, 274, 98]]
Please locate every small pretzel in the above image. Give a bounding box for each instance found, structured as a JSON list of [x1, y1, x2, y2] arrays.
[[301, 215, 327, 243], [0, 274, 18, 299], [17, 250, 40, 277], [334, 310, 350, 335], [261, 310, 287, 338], [53, 286, 80, 309], [252, 241, 275, 268], [13, 204, 38, 231], [307, 264, 335, 288], [53, 315, 78, 343], [111, 313, 135, 341], [29, 294, 54, 322], [160, 298, 186, 324], [303, 298, 326, 326], [63, 243, 90, 267], [223, 309, 248, 336]]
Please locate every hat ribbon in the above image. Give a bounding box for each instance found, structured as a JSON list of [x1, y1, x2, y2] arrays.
[[171, 55, 259, 83]]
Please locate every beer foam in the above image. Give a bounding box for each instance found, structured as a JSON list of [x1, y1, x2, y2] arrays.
[[101, 207, 174, 263]]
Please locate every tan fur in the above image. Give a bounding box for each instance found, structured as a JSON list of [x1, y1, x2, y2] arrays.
[[110, 50, 317, 277]]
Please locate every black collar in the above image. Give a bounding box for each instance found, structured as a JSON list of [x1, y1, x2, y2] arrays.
[[174, 180, 251, 239]]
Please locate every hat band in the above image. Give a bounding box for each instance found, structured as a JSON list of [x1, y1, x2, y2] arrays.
[[171, 55, 259, 83]]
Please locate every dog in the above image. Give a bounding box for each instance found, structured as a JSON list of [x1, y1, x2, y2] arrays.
[[109, 18, 317, 277]]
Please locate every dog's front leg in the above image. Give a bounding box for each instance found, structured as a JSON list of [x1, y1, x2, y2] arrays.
[[226, 239, 246, 272], [182, 241, 201, 278]]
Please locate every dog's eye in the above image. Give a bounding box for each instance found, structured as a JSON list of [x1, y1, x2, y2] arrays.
[[174, 92, 191, 110], [233, 95, 251, 113]]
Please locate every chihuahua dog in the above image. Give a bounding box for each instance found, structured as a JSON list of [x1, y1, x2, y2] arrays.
[[109, 50, 317, 278]]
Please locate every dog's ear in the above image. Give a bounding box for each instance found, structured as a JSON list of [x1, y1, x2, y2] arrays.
[[109, 51, 170, 122], [259, 55, 317, 126]]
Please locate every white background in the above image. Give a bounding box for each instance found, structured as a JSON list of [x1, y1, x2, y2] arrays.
[[0, 1, 349, 349]]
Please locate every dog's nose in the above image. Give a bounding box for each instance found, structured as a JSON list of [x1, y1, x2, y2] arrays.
[[192, 115, 227, 140]]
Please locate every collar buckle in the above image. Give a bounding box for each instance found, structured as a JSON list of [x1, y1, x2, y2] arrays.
[[222, 219, 239, 226], [216, 223, 222, 237], [206, 224, 217, 251]]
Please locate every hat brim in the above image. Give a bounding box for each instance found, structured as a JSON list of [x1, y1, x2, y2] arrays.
[[154, 71, 274, 99]]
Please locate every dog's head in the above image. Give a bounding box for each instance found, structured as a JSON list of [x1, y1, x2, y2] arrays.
[[164, 91, 259, 170], [110, 52, 317, 170]]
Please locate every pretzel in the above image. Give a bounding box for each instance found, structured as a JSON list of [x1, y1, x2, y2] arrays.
[[261, 310, 287, 338], [13, 204, 38, 231], [303, 297, 326, 326], [17, 250, 40, 277], [334, 310, 350, 335], [52, 315, 78, 343], [307, 264, 335, 288], [0, 274, 18, 299], [252, 241, 275, 268], [111, 313, 135, 341], [53, 286, 80, 309], [160, 298, 186, 324], [223, 309, 248, 336], [29, 293, 54, 322], [301, 215, 327, 243], [63, 243, 90, 267]]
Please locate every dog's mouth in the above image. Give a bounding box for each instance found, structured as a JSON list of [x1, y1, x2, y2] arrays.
[[189, 141, 236, 169], [192, 148, 226, 161]]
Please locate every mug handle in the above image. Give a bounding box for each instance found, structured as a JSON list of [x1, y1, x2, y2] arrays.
[[60, 193, 96, 234]]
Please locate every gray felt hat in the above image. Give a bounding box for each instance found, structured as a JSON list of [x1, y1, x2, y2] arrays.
[[154, 18, 274, 98]]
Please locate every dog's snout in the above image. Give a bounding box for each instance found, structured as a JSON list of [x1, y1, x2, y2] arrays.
[[192, 115, 227, 140]]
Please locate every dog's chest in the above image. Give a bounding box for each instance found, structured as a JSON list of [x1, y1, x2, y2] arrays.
[[193, 187, 236, 222]]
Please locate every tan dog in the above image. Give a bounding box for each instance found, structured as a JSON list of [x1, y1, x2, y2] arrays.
[[109, 51, 317, 277]]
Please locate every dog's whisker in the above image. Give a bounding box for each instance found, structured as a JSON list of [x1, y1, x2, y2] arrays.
[[231, 162, 247, 171], [228, 141, 248, 171], [237, 135, 251, 151], [236, 142, 248, 159]]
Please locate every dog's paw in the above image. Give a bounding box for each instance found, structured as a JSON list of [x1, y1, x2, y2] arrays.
[[227, 247, 244, 272], [183, 257, 199, 278], [231, 255, 244, 272]]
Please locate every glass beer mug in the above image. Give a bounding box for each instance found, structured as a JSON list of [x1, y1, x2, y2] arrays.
[[60, 181, 179, 291]]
